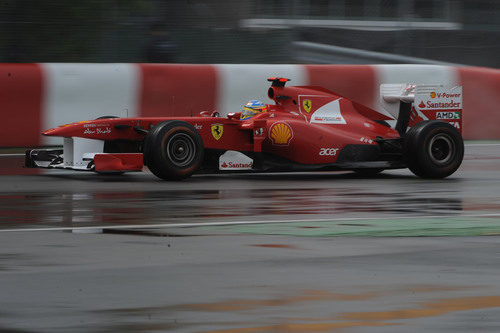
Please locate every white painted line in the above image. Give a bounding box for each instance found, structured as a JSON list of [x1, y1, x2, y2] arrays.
[[1, 213, 500, 233], [465, 143, 500, 147]]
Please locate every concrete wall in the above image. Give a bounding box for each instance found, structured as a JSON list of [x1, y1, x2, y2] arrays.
[[1, 63, 498, 146]]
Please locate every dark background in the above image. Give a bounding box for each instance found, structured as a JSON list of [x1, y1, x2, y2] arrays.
[[0, 0, 499, 67]]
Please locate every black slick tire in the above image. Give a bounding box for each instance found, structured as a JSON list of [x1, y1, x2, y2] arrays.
[[143, 120, 204, 180], [405, 120, 464, 179]]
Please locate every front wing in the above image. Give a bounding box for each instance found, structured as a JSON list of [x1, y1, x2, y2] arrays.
[[26, 137, 143, 173]]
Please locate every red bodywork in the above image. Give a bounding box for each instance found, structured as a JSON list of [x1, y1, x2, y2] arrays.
[[43, 81, 400, 171], [93, 153, 143, 173]]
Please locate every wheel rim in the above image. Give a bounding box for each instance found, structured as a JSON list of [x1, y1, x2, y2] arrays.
[[166, 132, 196, 167], [428, 133, 454, 165]]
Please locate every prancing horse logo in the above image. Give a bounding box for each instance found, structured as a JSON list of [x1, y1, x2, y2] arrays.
[[302, 99, 312, 113], [211, 124, 223, 140]]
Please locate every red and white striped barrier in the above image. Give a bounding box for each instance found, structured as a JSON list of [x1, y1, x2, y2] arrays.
[[1, 63, 499, 146]]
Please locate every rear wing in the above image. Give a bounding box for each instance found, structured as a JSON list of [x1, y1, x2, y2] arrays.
[[381, 84, 463, 134]]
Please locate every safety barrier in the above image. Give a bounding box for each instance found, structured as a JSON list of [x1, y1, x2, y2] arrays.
[[0, 63, 498, 146]]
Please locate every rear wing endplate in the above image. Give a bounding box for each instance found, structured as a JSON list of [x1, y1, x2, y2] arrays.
[[380, 84, 463, 134]]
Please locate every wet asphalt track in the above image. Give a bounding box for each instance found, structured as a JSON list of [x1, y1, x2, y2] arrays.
[[0, 143, 500, 332]]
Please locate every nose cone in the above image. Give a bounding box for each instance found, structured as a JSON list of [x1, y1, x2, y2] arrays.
[[42, 127, 61, 136], [42, 123, 80, 137]]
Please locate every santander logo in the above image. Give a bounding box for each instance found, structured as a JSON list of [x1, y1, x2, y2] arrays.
[[418, 101, 426, 108], [220, 161, 253, 169]]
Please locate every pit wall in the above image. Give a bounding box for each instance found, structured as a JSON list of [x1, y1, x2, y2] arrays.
[[1, 63, 499, 146]]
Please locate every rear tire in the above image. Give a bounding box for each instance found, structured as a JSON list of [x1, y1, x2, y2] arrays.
[[143, 121, 204, 180], [405, 120, 464, 179]]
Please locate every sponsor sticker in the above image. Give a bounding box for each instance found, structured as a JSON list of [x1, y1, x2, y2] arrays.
[[319, 148, 339, 156], [220, 161, 253, 169], [219, 151, 254, 170], [254, 128, 264, 136], [416, 87, 462, 110], [413, 86, 463, 132], [194, 123, 203, 130], [314, 116, 343, 122], [436, 111, 461, 120], [269, 122, 293, 145], [425, 100, 461, 109], [211, 124, 223, 140], [84, 127, 111, 135], [309, 99, 346, 125], [302, 99, 312, 113], [83, 123, 111, 128]]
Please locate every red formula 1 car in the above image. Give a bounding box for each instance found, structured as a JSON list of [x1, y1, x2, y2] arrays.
[[26, 78, 464, 179]]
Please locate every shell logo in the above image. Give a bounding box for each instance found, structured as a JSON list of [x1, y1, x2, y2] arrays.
[[430, 92, 436, 98], [269, 122, 293, 145]]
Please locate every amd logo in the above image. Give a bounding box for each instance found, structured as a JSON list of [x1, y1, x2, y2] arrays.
[[436, 112, 460, 120]]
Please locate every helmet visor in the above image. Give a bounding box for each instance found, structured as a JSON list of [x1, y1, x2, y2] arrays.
[[240, 107, 263, 120]]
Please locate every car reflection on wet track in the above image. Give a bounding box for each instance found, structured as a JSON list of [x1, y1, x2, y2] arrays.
[[1, 144, 500, 234], [0, 188, 465, 230]]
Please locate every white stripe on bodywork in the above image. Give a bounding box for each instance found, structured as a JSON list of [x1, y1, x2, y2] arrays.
[[373, 65, 459, 119], [41, 63, 140, 145], [219, 150, 254, 170], [215, 64, 307, 116], [310, 98, 346, 124]]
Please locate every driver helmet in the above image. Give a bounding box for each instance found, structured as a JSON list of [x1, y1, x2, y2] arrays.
[[240, 100, 267, 120]]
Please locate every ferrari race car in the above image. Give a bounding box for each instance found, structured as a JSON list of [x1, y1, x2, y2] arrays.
[[26, 77, 464, 180]]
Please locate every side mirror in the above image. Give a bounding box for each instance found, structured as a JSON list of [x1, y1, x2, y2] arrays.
[[227, 112, 241, 120]]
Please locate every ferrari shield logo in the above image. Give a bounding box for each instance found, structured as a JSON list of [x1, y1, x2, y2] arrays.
[[211, 124, 223, 140], [302, 99, 312, 113]]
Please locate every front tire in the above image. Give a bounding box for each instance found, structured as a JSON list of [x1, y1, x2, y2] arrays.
[[143, 121, 204, 180], [405, 120, 464, 179]]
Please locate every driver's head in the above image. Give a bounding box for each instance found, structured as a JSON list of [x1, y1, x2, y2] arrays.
[[240, 100, 267, 120]]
